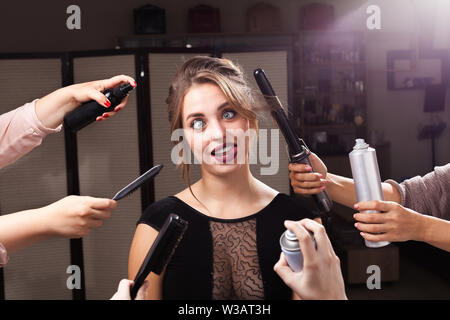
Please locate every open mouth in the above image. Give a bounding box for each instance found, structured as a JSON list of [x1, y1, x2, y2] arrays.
[[210, 143, 237, 163]]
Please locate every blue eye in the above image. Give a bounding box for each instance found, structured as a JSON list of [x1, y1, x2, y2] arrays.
[[191, 119, 205, 130], [223, 110, 236, 120]]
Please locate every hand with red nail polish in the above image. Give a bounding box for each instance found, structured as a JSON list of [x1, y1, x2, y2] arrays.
[[34, 74, 136, 129]]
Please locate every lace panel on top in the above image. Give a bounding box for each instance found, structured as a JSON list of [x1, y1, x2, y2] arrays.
[[210, 218, 264, 299]]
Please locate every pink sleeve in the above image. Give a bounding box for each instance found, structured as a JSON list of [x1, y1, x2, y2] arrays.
[[0, 242, 8, 267], [0, 100, 62, 169]]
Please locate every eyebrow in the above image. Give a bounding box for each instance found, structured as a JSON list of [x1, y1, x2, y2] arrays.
[[185, 102, 230, 122]]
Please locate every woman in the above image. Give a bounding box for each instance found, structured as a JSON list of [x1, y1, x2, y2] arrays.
[[128, 56, 320, 300]]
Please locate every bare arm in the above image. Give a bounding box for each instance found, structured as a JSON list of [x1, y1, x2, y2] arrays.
[[354, 200, 450, 252], [128, 223, 163, 300], [35, 75, 136, 129], [0, 196, 115, 254], [421, 215, 450, 251], [0, 208, 50, 253], [289, 152, 402, 208], [326, 173, 401, 207]]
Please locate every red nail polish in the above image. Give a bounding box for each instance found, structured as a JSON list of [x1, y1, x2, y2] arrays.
[[105, 100, 111, 107], [114, 106, 121, 112], [132, 81, 137, 87], [103, 114, 109, 118]]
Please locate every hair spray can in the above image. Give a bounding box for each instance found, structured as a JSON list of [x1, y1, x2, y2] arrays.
[[349, 139, 390, 248], [280, 229, 315, 272]]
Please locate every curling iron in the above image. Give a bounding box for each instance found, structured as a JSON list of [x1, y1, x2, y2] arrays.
[[254, 68, 333, 213]]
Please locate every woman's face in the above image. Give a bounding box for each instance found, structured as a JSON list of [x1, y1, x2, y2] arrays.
[[181, 82, 251, 176]]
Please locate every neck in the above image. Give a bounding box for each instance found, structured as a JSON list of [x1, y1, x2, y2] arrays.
[[197, 165, 257, 203]]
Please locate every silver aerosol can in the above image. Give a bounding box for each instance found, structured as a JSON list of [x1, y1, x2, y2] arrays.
[[280, 229, 315, 272], [349, 139, 390, 248]]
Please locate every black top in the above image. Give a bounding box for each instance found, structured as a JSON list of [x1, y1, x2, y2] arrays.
[[137, 193, 319, 300]]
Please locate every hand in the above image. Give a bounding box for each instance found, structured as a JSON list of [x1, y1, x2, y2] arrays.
[[41, 195, 116, 238], [274, 219, 347, 300], [110, 279, 149, 300], [354, 200, 424, 242], [289, 152, 328, 195], [67, 75, 137, 121], [35, 75, 136, 128]]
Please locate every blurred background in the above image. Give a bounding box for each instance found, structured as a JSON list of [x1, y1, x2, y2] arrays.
[[0, 0, 448, 299]]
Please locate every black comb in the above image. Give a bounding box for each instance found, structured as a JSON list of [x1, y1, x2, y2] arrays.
[[130, 213, 188, 299], [112, 164, 163, 201]]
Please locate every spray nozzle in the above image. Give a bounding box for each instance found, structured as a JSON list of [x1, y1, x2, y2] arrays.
[[353, 138, 369, 150]]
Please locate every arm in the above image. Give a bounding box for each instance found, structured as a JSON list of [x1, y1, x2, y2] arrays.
[[354, 200, 450, 252], [420, 215, 450, 251], [35, 75, 136, 129], [0, 75, 135, 169], [128, 223, 163, 300], [326, 173, 401, 207], [0, 196, 115, 254], [289, 152, 402, 208]]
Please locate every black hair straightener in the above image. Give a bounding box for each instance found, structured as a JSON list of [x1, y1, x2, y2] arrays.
[[254, 68, 333, 214], [112, 164, 163, 201], [130, 213, 188, 299]]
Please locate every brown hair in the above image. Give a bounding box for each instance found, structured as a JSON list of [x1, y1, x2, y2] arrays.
[[166, 56, 259, 200]]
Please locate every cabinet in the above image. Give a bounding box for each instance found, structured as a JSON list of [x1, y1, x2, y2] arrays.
[[293, 31, 367, 156]]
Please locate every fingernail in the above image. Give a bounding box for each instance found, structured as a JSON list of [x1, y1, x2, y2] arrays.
[[114, 106, 122, 112], [320, 186, 325, 190], [305, 166, 312, 171], [354, 223, 358, 227], [104, 100, 111, 107], [354, 204, 359, 209], [132, 81, 137, 87], [96, 117, 102, 122], [103, 114, 109, 118]]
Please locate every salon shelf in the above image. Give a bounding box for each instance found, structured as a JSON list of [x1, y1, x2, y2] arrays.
[[298, 62, 365, 67], [304, 124, 357, 133]]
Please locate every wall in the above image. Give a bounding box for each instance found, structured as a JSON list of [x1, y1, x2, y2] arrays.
[[1, 0, 449, 177]]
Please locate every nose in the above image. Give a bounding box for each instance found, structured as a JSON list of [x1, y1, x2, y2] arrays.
[[204, 118, 226, 143]]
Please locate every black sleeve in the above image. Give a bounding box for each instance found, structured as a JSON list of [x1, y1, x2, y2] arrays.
[[137, 197, 176, 231]]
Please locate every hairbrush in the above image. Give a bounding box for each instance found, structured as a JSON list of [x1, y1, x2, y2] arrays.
[[112, 164, 163, 201], [130, 213, 188, 299]]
